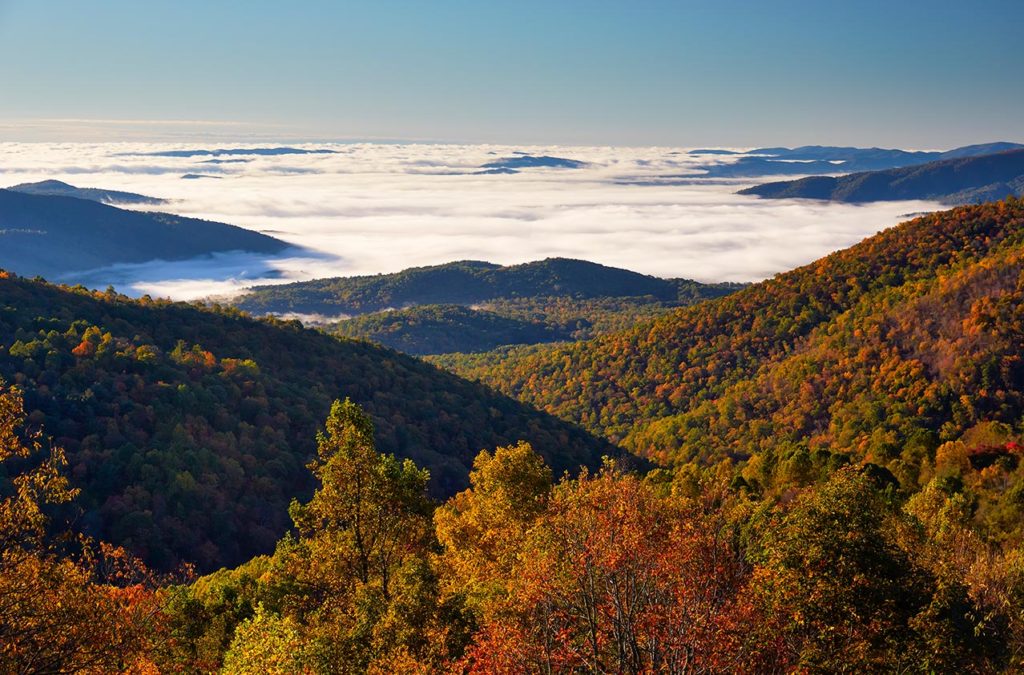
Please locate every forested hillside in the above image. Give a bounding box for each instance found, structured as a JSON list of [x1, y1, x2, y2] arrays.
[[144, 399, 1024, 672], [0, 274, 616, 571], [6, 202, 1024, 673], [446, 199, 1024, 479], [332, 304, 575, 355]]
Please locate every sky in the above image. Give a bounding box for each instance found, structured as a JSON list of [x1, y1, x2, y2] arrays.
[[0, 0, 1022, 147]]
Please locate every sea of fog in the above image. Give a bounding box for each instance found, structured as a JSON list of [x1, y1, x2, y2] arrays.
[[0, 142, 942, 301]]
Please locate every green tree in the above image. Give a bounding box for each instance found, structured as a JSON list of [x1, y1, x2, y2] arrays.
[[221, 604, 311, 674], [753, 468, 930, 671], [281, 399, 464, 672], [289, 398, 432, 601]]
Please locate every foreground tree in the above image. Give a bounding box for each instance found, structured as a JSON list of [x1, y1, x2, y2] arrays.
[[220, 398, 469, 673], [289, 398, 434, 601], [221, 604, 311, 675]]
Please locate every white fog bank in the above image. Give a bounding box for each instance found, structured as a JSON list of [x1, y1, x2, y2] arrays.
[[0, 142, 940, 300]]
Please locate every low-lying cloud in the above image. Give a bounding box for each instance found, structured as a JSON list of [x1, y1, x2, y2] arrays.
[[0, 141, 942, 300]]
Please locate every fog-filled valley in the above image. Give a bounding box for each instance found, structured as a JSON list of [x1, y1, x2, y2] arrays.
[[0, 141, 943, 299]]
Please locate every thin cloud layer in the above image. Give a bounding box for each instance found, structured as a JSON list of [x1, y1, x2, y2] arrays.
[[0, 141, 941, 300]]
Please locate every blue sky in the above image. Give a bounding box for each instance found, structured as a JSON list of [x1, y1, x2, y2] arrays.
[[1, 0, 1021, 147]]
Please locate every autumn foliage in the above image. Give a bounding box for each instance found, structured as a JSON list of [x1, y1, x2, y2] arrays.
[[448, 199, 1024, 470], [0, 273, 614, 572], [461, 464, 768, 673]]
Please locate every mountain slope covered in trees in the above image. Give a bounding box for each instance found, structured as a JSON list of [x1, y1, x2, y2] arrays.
[[332, 304, 576, 355], [0, 274, 617, 571], [156, 396, 1024, 672], [739, 149, 1024, 203], [0, 189, 288, 280], [6, 201, 1024, 672], [445, 199, 1024, 480], [330, 292, 742, 355]]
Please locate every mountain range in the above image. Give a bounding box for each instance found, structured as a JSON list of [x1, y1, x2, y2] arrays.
[[441, 198, 1024, 474], [478, 154, 587, 172], [236, 258, 729, 316], [128, 146, 339, 158], [6, 182, 1024, 671]]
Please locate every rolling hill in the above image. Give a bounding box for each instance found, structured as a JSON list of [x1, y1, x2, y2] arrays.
[[331, 292, 742, 356], [739, 148, 1024, 204], [237, 258, 740, 354], [0, 189, 288, 280], [479, 154, 587, 172], [235, 257, 736, 316], [0, 274, 617, 571], [236, 258, 707, 315], [443, 199, 1024, 480]]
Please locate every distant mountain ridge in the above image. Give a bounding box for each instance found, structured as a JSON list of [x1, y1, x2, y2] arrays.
[[479, 155, 587, 172], [7, 179, 166, 205], [0, 189, 289, 280], [739, 148, 1024, 204], [695, 141, 1024, 178]]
